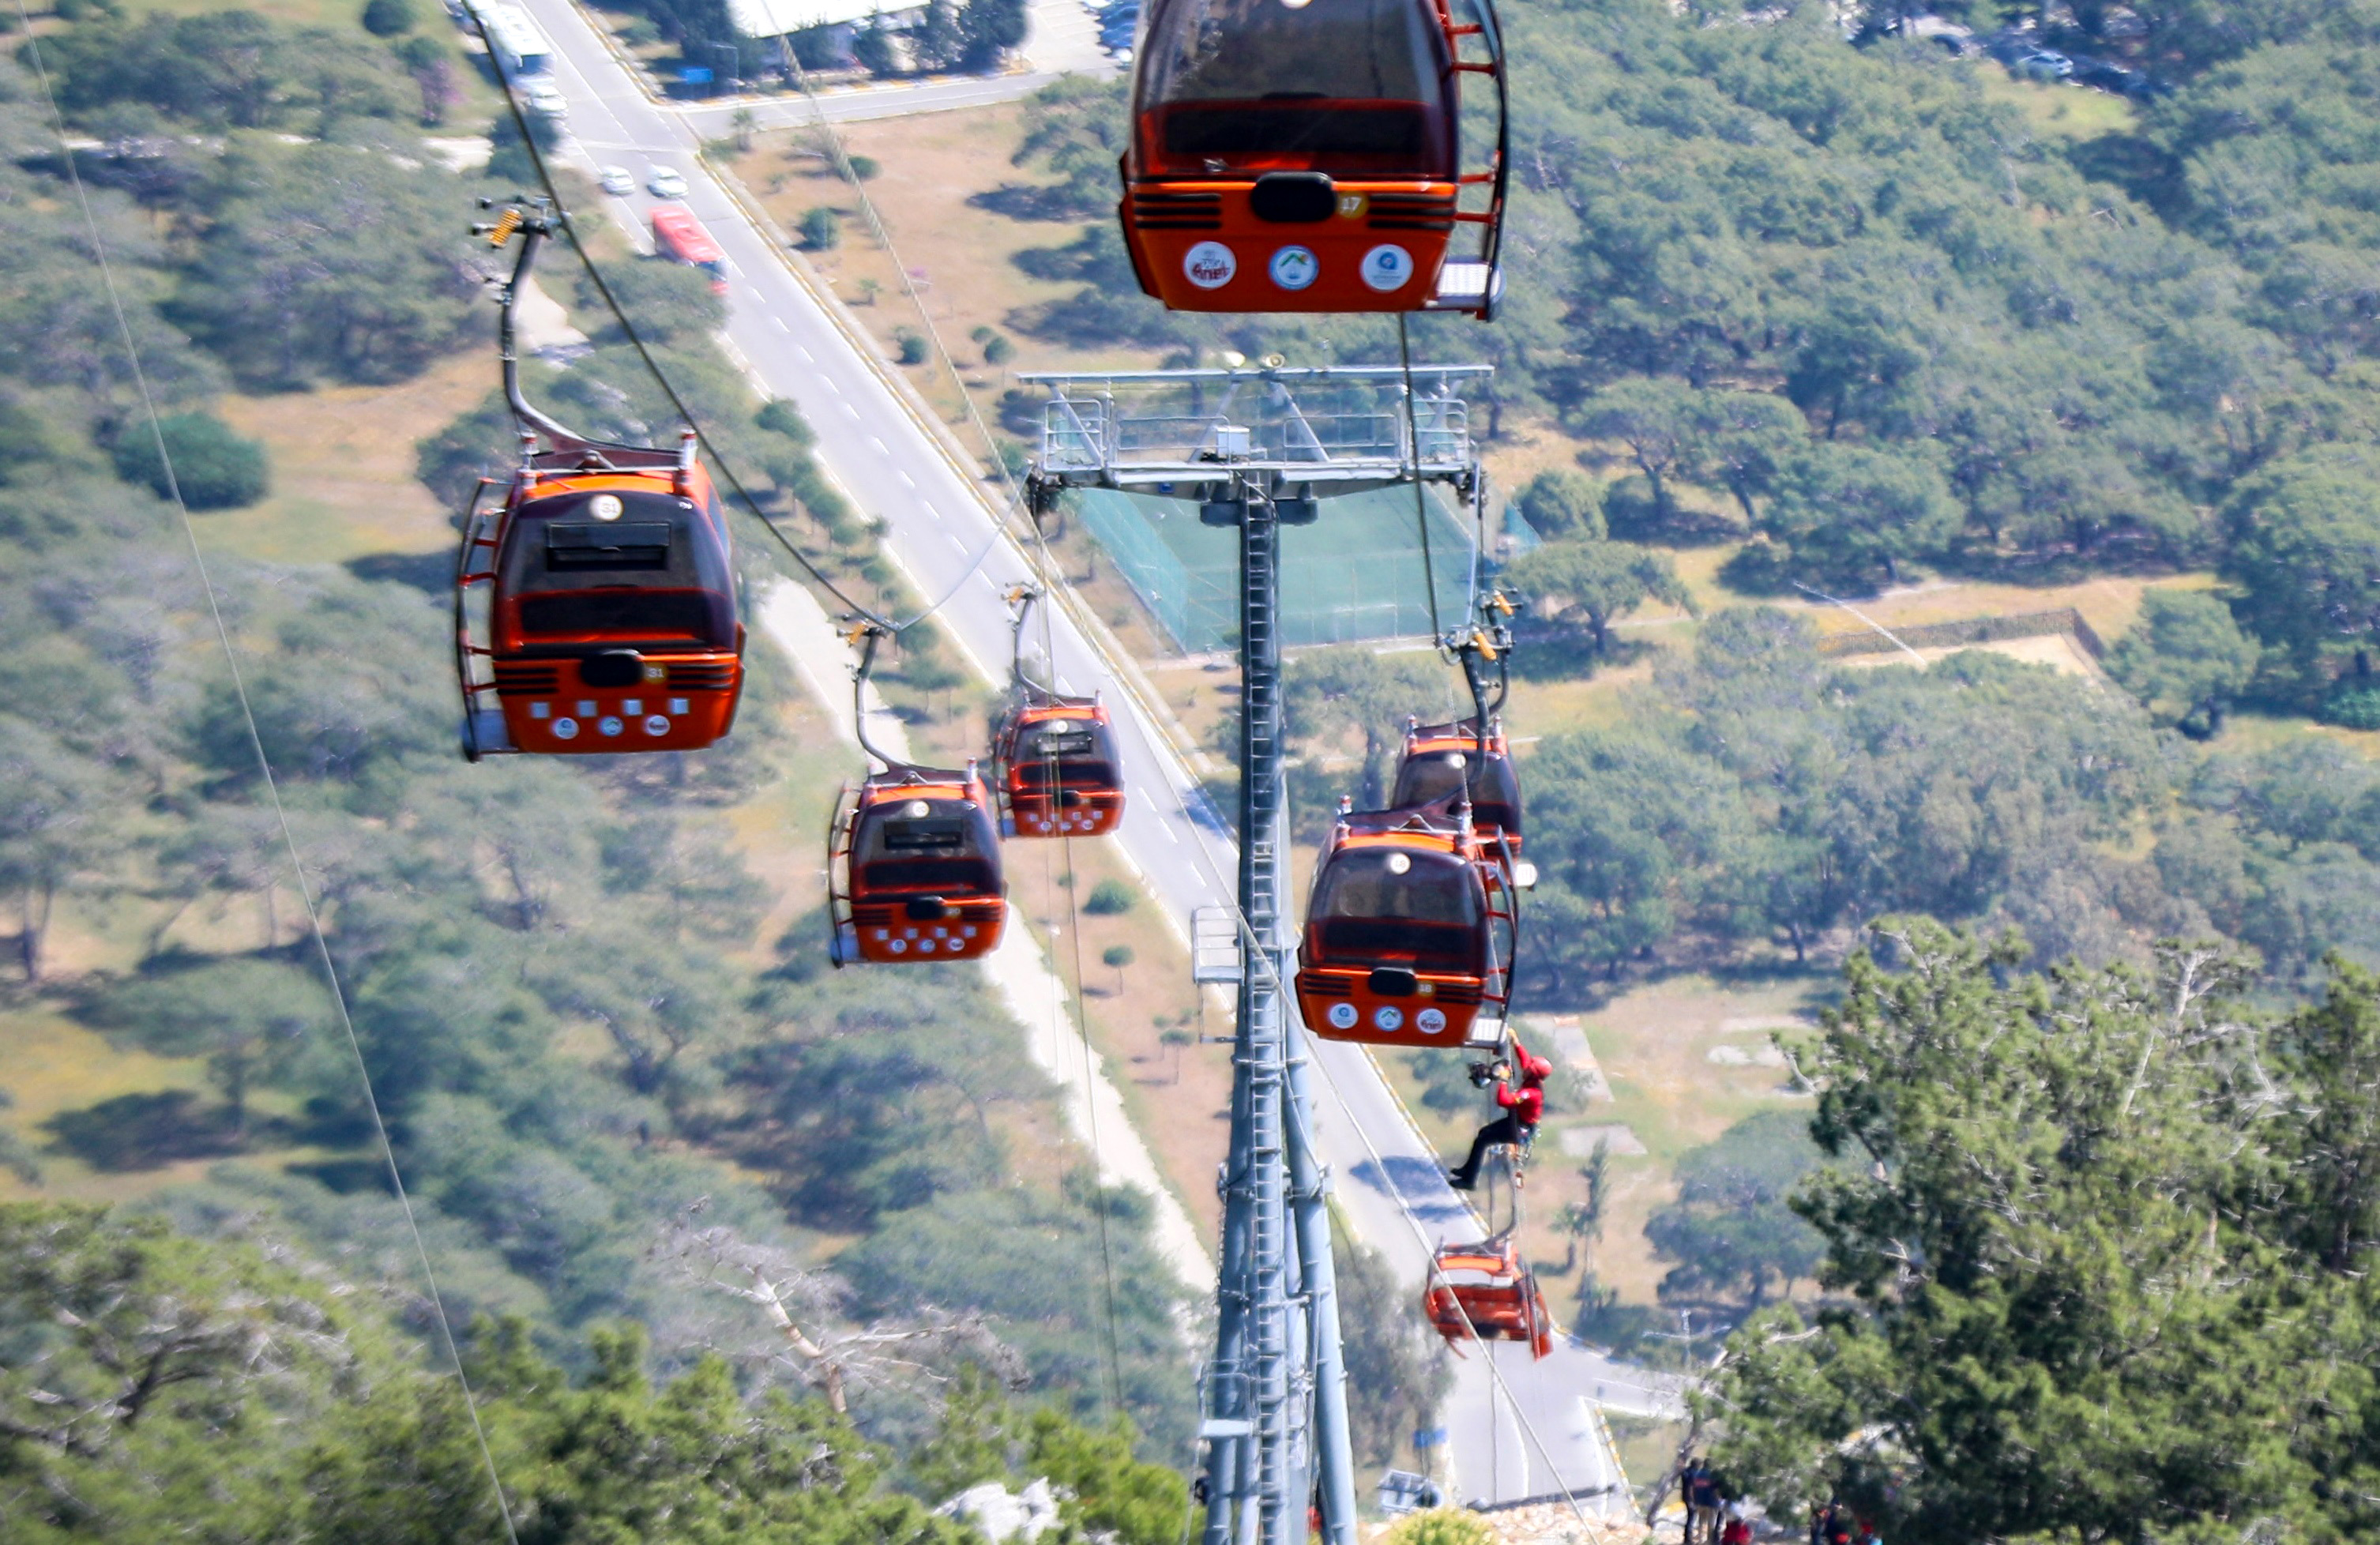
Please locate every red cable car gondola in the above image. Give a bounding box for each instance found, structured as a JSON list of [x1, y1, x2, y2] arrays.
[[1294, 789, 1513, 1049], [1422, 1236, 1551, 1359], [991, 585, 1126, 839], [455, 199, 744, 761], [1390, 716, 1521, 855], [827, 626, 1009, 967], [1119, 0, 1509, 316]]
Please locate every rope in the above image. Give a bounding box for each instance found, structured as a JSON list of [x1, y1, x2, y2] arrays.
[[1058, 827, 1128, 1416], [464, 0, 994, 635], [13, 17, 521, 1540]]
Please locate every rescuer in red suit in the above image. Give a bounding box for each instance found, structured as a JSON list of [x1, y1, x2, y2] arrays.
[[1446, 1041, 1549, 1191]]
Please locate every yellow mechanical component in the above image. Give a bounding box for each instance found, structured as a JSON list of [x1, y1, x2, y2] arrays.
[[483, 206, 523, 248]]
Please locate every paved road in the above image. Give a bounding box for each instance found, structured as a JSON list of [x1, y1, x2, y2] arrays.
[[509, 0, 1643, 1509]]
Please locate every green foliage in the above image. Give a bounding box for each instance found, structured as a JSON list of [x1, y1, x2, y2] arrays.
[[1708, 925, 2380, 1542], [853, 19, 899, 77], [843, 153, 881, 182], [360, 0, 416, 36], [85, 958, 335, 1133], [981, 331, 1014, 367], [894, 327, 931, 367], [957, 0, 1026, 69], [1010, 73, 1131, 219], [109, 410, 268, 509], [487, 107, 564, 183], [1332, 1221, 1449, 1467], [1642, 1109, 1826, 1308], [1385, 1509, 1496, 1545], [38, 9, 412, 133], [1505, 537, 1694, 652], [2106, 588, 2261, 735], [799, 205, 841, 250], [757, 397, 816, 447], [1081, 878, 1135, 915], [576, 256, 726, 344], [2223, 443, 2380, 702], [170, 140, 478, 388], [1281, 645, 1446, 810], [1511, 468, 1603, 541]]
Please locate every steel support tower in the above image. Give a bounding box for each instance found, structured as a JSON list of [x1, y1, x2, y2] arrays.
[[1024, 366, 1489, 1545]]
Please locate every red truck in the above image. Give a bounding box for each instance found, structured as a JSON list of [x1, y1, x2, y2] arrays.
[[650, 204, 728, 295]]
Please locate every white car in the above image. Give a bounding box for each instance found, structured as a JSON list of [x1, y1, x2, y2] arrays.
[[598, 164, 635, 197], [524, 80, 567, 118], [647, 165, 687, 198]]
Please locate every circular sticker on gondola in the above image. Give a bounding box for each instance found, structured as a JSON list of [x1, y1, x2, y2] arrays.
[[551, 717, 579, 739], [1373, 1005, 1404, 1032], [643, 714, 671, 736], [1269, 246, 1319, 291], [1183, 242, 1236, 290], [1416, 1007, 1447, 1035], [1360, 244, 1416, 292], [598, 716, 624, 737], [1327, 1002, 1359, 1030]]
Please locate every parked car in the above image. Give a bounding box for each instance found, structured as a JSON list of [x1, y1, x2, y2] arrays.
[[648, 165, 688, 198], [599, 164, 635, 196], [2019, 49, 2074, 80]]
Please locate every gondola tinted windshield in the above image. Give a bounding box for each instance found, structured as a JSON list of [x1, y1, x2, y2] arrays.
[[1393, 750, 1520, 829], [1011, 718, 1118, 787], [497, 487, 734, 647], [1309, 848, 1483, 968], [1134, 0, 1453, 174], [856, 797, 1000, 894]]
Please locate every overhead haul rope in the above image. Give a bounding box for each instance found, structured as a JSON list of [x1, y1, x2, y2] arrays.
[[466, 0, 991, 635], [13, 13, 524, 1540]]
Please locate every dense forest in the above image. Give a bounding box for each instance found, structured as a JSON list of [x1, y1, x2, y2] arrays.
[[0, 9, 1226, 1537]]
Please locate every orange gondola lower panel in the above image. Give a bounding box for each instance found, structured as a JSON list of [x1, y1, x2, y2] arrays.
[[1295, 791, 1513, 1050], [454, 197, 744, 761], [994, 697, 1125, 838], [828, 765, 1009, 966], [1423, 1237, 1551, 1359], [1120, 0, 1508, 316]]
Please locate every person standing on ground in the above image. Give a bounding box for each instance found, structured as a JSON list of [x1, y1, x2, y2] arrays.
[[1446, 1041, 1549, 1191], [1679, 1458, 1720, 1545]]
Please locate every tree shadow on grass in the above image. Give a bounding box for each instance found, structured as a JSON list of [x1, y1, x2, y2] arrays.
[[347, 551, 450, 596], [44, 1090, 243, 1171]]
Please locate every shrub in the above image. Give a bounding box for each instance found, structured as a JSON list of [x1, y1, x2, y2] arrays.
[[113, 412, 269, 509], [797, 206, 839, 250], [982, 332, 1015, 367], [361, 0, 415, 36], [893, 328, 931, 367], [843, 153, 880, 182], [2321, 682, 2380, 731], [1385, 1510, 1495, 1545], [1082, 878, 1135, 915]]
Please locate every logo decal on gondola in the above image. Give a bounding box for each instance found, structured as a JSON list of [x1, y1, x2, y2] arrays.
[[552, 717, 579, 739], [1269, 246, 1318, 291], [1374, 1005, 1404, 1032], [1183, 242, 1236, 289], [1417, 1007, 1447, 1035], [1361, 244, 1415, 292], [1328, 1002, 1359, 1030], [643, 714, 671, 736]]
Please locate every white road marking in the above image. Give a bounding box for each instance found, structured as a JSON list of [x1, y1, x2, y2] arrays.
[[772, 317, 788, 332], [899, 472, 916, 488], [871, 437, 889, 455], [796, 345, 815, 363]]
